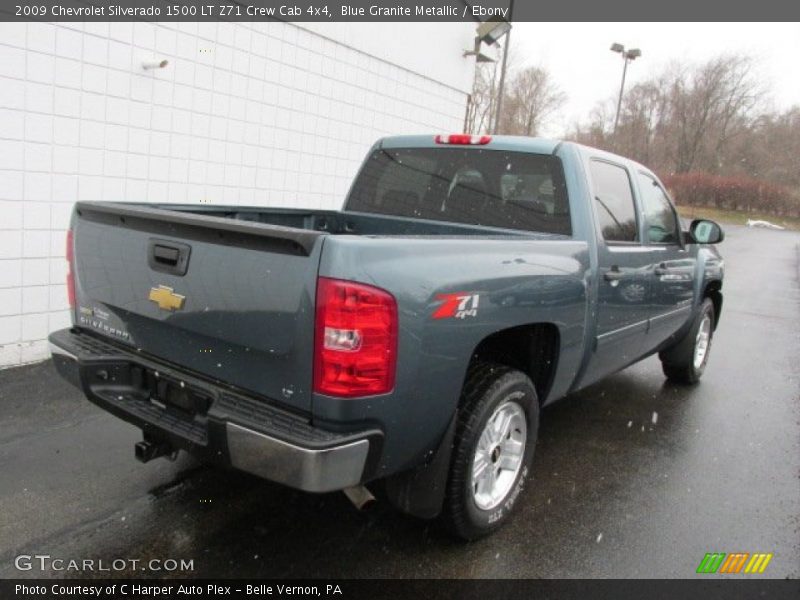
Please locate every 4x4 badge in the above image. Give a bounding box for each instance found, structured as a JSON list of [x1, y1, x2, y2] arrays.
[[148, 285, 186, 311]]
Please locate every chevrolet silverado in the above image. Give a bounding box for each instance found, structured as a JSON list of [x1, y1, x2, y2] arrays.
[[49, 134, 724, 539]]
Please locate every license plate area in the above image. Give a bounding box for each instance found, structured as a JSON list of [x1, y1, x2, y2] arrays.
[[84, 362, 213, 422], [139, 368, 212, 418]]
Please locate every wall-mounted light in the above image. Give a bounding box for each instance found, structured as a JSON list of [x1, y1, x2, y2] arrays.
[[476, 16, 512, 46], [463, 16, 512, 63], [463, 39, 495, 63], [142, 59, 169, 70]]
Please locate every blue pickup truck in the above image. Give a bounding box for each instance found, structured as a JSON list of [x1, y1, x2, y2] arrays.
[[49, 134, 724, 540]]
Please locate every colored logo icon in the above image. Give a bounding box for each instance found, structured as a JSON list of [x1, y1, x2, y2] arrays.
[[696, 552, 773, 574]]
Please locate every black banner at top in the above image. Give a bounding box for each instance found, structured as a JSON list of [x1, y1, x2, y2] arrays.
[[2, 0, 800, 22]]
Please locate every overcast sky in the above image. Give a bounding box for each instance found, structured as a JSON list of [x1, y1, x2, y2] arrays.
[[508, 22, 800, 137]]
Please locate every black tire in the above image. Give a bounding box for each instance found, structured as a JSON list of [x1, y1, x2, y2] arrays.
[[660, 298, 715, 384], [441, 362, 539, 541]]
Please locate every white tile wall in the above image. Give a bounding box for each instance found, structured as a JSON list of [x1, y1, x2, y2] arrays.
[[0, 21, 473, 368]]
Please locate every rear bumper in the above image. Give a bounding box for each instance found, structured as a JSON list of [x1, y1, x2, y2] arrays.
[[48, 328, 381, 493]]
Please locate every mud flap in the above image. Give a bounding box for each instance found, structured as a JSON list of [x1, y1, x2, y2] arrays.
[[384, 414, 457, 519]]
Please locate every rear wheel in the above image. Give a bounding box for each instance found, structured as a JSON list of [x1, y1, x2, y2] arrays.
[[660, 298, 715, 384], [441, 363, 539, 541]]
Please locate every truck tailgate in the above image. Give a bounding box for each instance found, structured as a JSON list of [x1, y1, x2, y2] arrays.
[[70, 202, 325, 414]]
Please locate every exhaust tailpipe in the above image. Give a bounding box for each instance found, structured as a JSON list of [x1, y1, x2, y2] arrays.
[[135, 439, 176, 463], [343, 485, 376, 511]]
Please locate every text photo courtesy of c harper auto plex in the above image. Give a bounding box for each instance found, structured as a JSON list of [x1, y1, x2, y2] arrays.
[[0, 1, 799, 599]]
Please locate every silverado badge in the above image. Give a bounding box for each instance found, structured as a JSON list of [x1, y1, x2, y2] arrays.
[[148, 285, 186, 311]]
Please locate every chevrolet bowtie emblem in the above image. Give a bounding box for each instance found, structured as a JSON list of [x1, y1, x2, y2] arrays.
[[148, 285, 185, 311]]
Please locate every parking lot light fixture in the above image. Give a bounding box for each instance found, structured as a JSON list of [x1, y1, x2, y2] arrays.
[[611, 43, 642, 134]]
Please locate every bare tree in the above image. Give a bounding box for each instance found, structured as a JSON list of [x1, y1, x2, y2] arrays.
[[572, 53, 765, 176], [497, 66, 567, 136], [612, 80, 668, 164], [570, 100, 615, 148], [666, 55, 762, 173], [464, 62, 499, 135], [736, 107, 800, 187], [464, 49, 566, 136], [464, 45, 519, 135]]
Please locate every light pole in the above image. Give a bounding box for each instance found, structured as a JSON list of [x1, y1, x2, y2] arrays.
[[492, 0, 515, 134], [462, 13, 513, 133], [610, 43, 641, 134]]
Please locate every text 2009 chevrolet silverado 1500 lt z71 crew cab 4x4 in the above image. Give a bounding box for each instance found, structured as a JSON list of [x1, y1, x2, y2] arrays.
[[49, 134, 724, 540]]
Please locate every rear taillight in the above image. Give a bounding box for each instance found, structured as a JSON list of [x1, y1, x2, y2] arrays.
[[313, 277, 397, 398], [434, 134, 491, 145], [66, 229, 75, 310]]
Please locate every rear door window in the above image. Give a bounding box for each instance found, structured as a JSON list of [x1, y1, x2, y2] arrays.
[[589, 160, 639, 243], [346, 147, 571, 235]]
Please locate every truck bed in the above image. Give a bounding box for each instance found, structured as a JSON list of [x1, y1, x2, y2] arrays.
[[134, 203, 569, 239], [69, 201, 568, 418]]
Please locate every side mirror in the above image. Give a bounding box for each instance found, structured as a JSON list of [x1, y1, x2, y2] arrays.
[[689, 219, 724, 244]]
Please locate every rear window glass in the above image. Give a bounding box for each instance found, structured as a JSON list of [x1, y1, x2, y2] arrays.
[[345, 147, 571, 235]]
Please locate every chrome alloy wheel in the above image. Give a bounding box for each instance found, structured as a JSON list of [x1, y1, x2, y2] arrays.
[[693, 315, 712, 369], [470, 399, 527, 511]]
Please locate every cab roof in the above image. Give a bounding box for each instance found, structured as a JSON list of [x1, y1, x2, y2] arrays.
[[378, 134, 563, 155], [376, 134, 655, 179]]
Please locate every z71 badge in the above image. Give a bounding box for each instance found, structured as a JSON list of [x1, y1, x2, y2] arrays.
[[433, 293, 480, 319]]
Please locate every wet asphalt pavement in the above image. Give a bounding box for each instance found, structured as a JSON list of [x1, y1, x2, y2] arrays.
[[0, 225, 798, 580]]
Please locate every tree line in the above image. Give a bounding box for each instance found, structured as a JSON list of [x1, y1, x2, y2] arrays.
[[466, 53, 800, 217]]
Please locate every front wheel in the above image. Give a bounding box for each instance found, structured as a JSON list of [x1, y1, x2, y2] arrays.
[[441, 363, 539, 541], [660, 298, 715, 384]]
